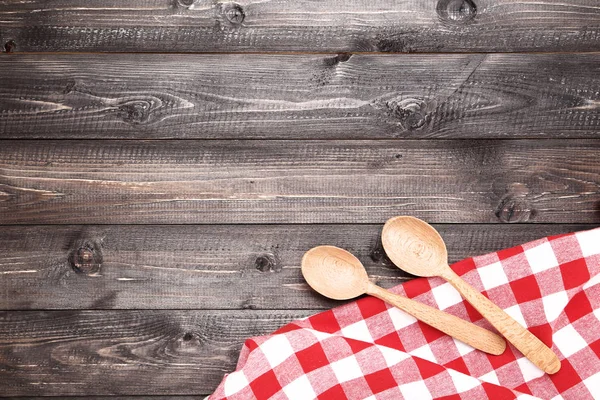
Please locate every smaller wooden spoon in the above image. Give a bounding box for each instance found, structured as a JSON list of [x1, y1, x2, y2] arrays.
[[381, 216, 561, 374], [301, 246, 506, 355]]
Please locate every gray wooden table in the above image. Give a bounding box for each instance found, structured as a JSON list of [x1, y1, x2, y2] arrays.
[[0, 0, 599, 397]]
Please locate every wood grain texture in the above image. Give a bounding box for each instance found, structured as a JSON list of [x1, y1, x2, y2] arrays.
[[10, 398, 202, 400], [1, 53, 600, 139], [0, 310, 312, 396], [0, 0, 599, 53], [0, 224, 595, 310], [0, 140, 599, 224]]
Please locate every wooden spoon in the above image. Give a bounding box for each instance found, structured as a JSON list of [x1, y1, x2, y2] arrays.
[[381, 216, 561, 374], [301, 245, 506, 355]]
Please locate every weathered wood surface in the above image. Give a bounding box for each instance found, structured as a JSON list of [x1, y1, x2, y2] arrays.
[[9, 398, 201, 400], [1, 53, 600, 139], [1, 140, 599, 224], [0, 310, 312, 396], [10, 398, 200, 400], [1, 224, 592, 310], [6, 398, 201, 400], [1, 0, 599, 53]]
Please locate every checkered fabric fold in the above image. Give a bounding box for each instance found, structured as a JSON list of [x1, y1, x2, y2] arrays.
[[209, 228, 600, 399]]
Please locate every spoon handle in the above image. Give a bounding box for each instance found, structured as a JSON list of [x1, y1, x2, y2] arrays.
[[441, 268, 561, 374], [366, 282, 506, 355]]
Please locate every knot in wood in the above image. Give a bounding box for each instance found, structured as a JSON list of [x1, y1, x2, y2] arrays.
[[324, 53, 352, 66], [242, 301, 258, 310], [376, 34, 414, 53], [177, 0, 196, 8], [437, 0, 477, 23], [495, 196, 532, 223], [387, 98, 428, 130], [222, 3, 245, 25], [63, 81, 77, 94], [255, 253, 281, 273], [3, 40, 16, 53], [69, 242, 103, 274], [118, 100, 151, 124]]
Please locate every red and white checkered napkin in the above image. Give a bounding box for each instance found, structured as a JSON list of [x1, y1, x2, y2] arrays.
[[209, 228, 600, 399]]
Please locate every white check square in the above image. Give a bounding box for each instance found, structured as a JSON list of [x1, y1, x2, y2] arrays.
[[388, 306, 417, 331], [525, 242, 559, 273], [542, 291, 569, 322], [341, 320, 374, 343], [410, 344, 437, 363], [453, 338, 475, 356], [576, 229, 600, 257], [478, 261, 509, 290], [224, 371, 249, 397], [331, 355, 363, 383], [308, 328, 333, 341], [554, 324, 587, 357], [448, 369, 479, 393], [479, 370, 499, 385], [504, 304, 528, 328], [377, 344, 409, 367], [260, 335, 295, 368], [584, 273, 600, 290], [282, 375, 317, 400], [517, 356, 545, 382], [583, 372, 600, 398], [399, 380, 433, 400], [431, 282, 464, 310]]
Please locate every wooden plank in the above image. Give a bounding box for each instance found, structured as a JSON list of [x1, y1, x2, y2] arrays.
[[0, 140, 599, 225], [1, 53, 600, 139], [0, 1, 599, 53], [11, 398, 201, 400], [1, 224, 592, 310], [0, 310, 312, 396]]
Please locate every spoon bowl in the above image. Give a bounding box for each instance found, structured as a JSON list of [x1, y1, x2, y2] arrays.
[[382, 216, 448, 277], [301, 246, 369, 300]]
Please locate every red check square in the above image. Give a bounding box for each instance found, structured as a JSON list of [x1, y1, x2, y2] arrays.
[[560, 258, 590, 290], [249, 370, 282, 399], [296, 343, 330, 373], [510, 275, 542, 303], [497, 245, 524, 261], [564, 291, 593, 323], [403, 278, 432, 298], [309, 310, 341, 333], [365, 368, 398, 394], [356, 296, 388, 319], [551, 359, 582, 392]]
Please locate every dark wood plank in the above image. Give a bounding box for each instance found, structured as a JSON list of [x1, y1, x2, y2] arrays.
[[1, 0, 599, 53], [0, 224, 594, 310], [0, 310, 312, 396], [9, 398, 202, 400], [1, 53, 600, 139], [1, 140, 599, 224]]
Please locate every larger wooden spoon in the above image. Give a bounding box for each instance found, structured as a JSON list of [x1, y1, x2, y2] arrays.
[[381, 216, 561, 374], [301, 246, 506, 355]]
